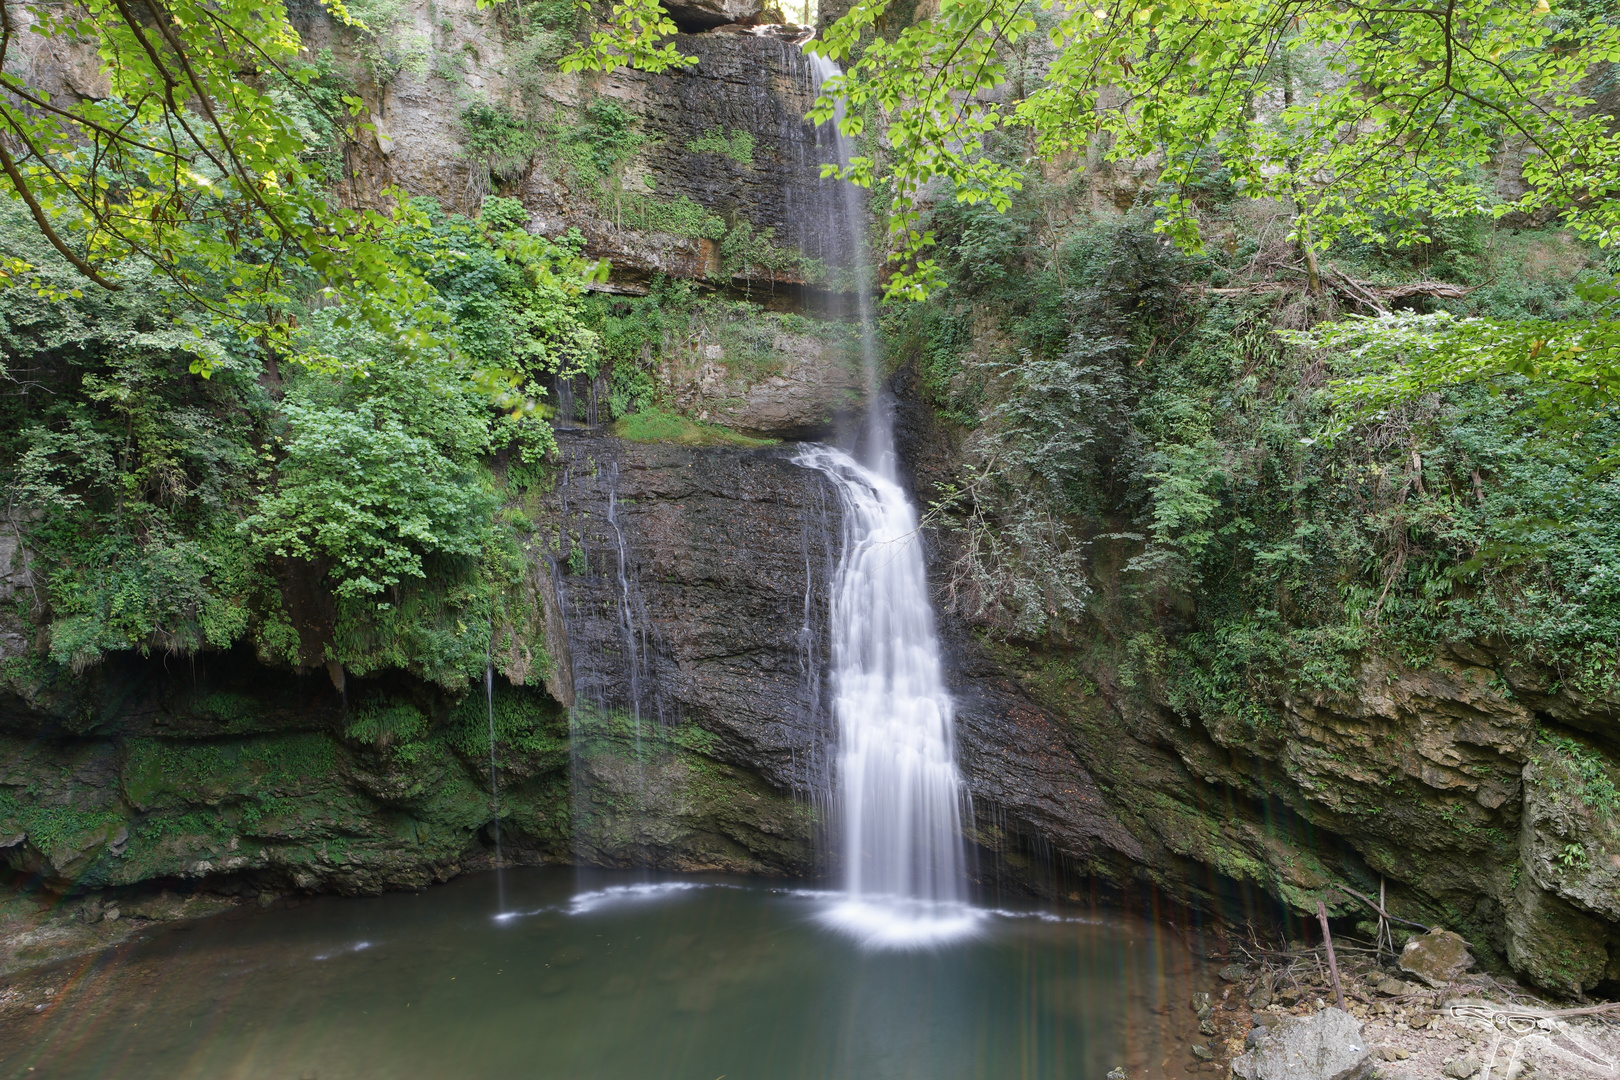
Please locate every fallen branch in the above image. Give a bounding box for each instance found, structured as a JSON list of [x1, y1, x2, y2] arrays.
[[1327, 267, 1390, 315], [1318, 900, 1347, 1011], [1328, 882, 1434, 934], [1184, 273, 1475, 310], [1379, 280, 1476, 301]]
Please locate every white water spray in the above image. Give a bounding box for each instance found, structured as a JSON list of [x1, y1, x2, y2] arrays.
[[797, 51, 978, 948]]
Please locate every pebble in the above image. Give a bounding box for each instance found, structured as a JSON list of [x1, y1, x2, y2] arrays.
[[1106, 1070, 1127, 1080], [1218, 964, 1248, 982], [104, 908, 120, 922], [1191, 1044, 1214, 1061]]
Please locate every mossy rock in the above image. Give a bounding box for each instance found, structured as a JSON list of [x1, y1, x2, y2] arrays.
[[614, 409, 774, 447]]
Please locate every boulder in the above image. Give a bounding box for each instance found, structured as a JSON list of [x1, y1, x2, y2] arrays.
[[1230, 1008, 1370, 1080], [1399, 929, 1474, 988]]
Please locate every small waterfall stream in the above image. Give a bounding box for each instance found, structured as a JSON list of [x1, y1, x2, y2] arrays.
[[485, 661, 505, 913], [795, 52, 978, 947]]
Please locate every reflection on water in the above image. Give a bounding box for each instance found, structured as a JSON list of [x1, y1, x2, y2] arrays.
[[2, 870, 1214, 1080]]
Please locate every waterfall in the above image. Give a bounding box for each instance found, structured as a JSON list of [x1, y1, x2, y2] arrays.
[[795, 52, 979, 948]]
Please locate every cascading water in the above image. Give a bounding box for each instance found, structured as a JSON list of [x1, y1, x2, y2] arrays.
[[796, 52, 978, 948]]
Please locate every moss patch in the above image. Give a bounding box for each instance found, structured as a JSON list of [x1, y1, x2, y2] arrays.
[[613, 408, 775, 447]]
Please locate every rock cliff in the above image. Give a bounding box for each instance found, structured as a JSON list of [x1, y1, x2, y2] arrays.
[[2, 0, 1618, 1001]]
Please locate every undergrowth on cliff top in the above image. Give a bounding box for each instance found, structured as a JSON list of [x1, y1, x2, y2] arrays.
[[894, 186, 1620, 711], [0, 196, 597, 689]]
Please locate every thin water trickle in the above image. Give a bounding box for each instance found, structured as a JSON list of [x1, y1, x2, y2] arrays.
[[797, 49, 977, 947], [603, 466, 646, 737], [486, 662, 505, 913]]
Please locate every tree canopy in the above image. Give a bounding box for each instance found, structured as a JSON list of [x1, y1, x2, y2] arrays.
[[564, 0, 1620, 415], [800, 0, 1620, 300], [0, 0, 451, 371]]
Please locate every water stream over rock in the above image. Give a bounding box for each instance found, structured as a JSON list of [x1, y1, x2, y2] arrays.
[[796, 445, 975, 946], [793, 51, 975, 948]]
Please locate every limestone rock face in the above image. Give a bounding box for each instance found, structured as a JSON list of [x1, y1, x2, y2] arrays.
[[324, 14, 856, 289], [658, 327, 865, 439], [1398, 930, 1475, 988], [661, 0, 765, 30], [1519, 746, 1620, 921], [1230, 1008, 1370, 1080], [1505, 873, 1612, 995], [536, 432, 1143, 879], [563, 34, 858, 282]]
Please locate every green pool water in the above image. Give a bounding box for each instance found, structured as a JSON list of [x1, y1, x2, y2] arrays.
[[4, 870, 1216, 1080]]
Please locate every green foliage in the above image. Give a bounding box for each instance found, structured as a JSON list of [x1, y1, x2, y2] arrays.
[[909, 212, 1620, 724], [122, 734, 338, 809], [885, 303, 980, 425], [1538, 734, 1620, 817], [1299, 302, 1620, 441], [245, 384, 498, 600], [1, 194, 585, 685], [460, 102, 541, 182], [501, 413, 560, 490], [542, 100, 747, 245], [345, 693, 431, 747], [559, 0, 698, 75], [685, 127, 756, 166], [497, 0, 582, 70], [628, 196, 727, 241], [0, 202, 265, 668], [478, 196, 530, 234], [720, 221, 825, 285], [555, 99, 649, 181], [448, 682, 569, 769], [0, 787, 125, 860], [0, 0, 442, 367], [583, 0, 1620, 309]]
